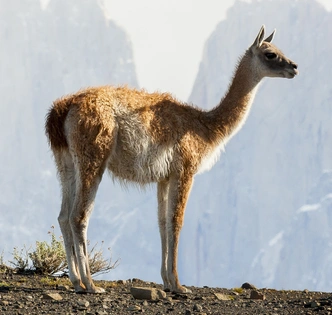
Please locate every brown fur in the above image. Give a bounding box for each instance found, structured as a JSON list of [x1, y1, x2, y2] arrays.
[[45, 26, 298, 293]]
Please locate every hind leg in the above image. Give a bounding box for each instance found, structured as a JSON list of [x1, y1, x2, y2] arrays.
[[55, 150, 83, 292], [55, 148, 107, 293], [69, 150, 108, 293]]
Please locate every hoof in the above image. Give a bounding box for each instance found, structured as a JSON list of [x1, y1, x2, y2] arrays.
[[172, 285, 192, 294], [76, 286, 105, 294], [74, 284, 87, 294], [88, 286, 106, 294]]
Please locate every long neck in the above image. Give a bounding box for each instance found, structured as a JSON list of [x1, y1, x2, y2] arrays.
[[207, 50, 262, 143]]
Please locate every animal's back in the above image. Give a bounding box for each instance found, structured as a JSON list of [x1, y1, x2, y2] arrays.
[[45, 86, 156, 147], [45, 86, 193, 183]]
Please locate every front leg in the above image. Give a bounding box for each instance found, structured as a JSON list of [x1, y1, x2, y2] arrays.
[[157, 180, 171, 291], [166, 172, 194, 293]]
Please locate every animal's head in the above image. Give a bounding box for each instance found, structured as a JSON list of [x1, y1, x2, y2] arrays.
[[250, 25, 298, 79]]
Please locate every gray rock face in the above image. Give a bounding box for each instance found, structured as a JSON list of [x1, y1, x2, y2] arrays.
[[181, 0, 332, 290], [0, 0, 138, 259]]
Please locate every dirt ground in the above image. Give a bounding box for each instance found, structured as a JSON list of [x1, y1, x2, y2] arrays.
[[0, 271, 332, 315]]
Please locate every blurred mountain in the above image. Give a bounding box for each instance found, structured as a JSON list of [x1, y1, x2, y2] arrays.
[[185, 0, 332, 290], [0, 0, 138, 257], [252, 170, 332, 290]]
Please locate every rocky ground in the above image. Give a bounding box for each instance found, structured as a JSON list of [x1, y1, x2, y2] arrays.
[[1, 270, 332, 315]]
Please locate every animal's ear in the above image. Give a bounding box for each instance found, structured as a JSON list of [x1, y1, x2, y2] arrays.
[[264, 29, 276, 43], [252, 25, 265, 48]]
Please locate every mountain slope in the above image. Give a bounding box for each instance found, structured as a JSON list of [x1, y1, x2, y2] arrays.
[[185, 0, 332, 290], [0, 0, 138, 259]]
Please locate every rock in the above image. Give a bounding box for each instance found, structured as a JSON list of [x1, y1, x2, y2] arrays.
[[132, 278, 141, 283], [193, 303, 203, 311], [127, 305, 141, 311], [241, 282, 257, 289], [0, 300, 9, 306], [310, 301, 321, 308], [250, 290, 266, 300], [103, 297, 112, 303], [77, 299, 90, 308], [0, 286, 9, 292], [42, 292, 63, 301], [117, 280, 127, 285], [214, 292, 231, 301], [14, 301, 23, 309], [130, 286, 166, 300]]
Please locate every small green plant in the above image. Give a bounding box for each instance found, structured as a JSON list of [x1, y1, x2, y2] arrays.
[[0, 250, 5, 272], [233, 287, 244, 294], [88, 241, 119, 277], [0, 280, 10, 287], [10, 246, 30, 272], [28, 227, 67, 275], [4, 227, 118, 277]]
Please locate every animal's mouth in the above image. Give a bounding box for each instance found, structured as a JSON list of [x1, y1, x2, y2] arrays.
[[285, 68, 299, 78]]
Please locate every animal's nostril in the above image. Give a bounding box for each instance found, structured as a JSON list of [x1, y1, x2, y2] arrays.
[[292, 63, 298, 69]]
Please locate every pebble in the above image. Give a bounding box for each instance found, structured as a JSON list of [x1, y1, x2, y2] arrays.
[[77, 299, 90, 307], [127, 305, 141, 311], [42, 292, 63, 301], [131, 286, 166, 300], [193, 303, 203, 311], [250, 290, 266, 300], [214, 292, 231, 301], [310, 301, 320, 308]]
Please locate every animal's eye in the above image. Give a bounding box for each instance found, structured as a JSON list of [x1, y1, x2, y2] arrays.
[[265, 52, 277, 59]]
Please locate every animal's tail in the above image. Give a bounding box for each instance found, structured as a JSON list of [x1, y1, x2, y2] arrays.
[[45, 97, 71, 151]]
